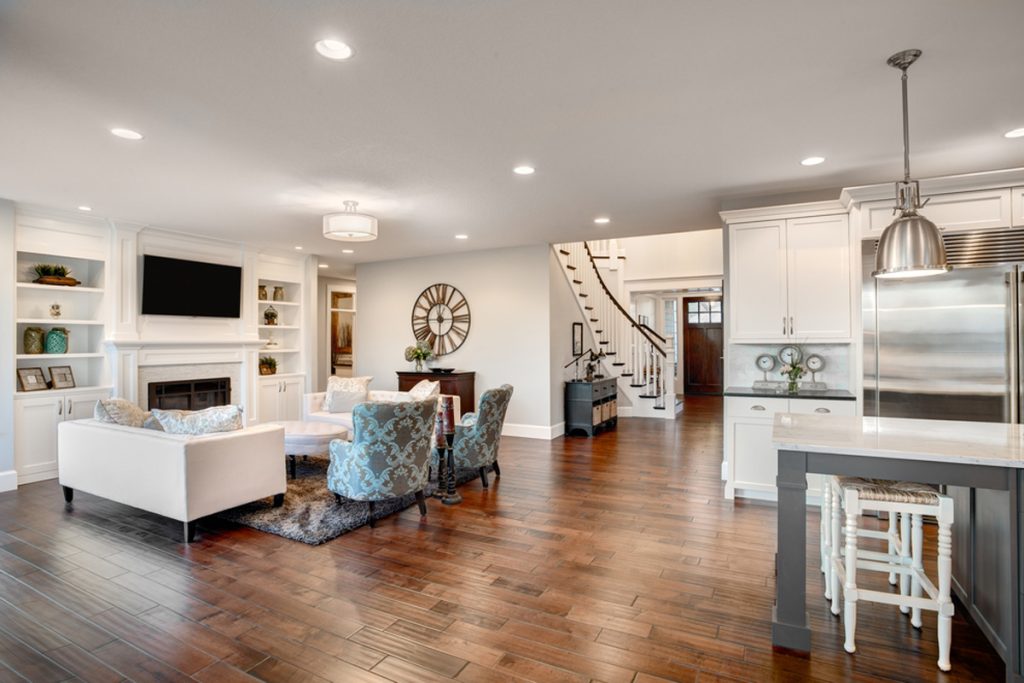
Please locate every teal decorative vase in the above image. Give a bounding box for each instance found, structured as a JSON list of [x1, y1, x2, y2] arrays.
[[44, 327, 69, 354]]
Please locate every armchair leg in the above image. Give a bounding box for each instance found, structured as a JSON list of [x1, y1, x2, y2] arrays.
[[368, 500, 376, 528], [273, 493, 285, 507], [492, 460, 500, 477], [62, 486, 74, 503], [479, 467, 489, 488], [334, 493, 342, 505], [415, 490, 427, 516], [183, 521, 196, 543]]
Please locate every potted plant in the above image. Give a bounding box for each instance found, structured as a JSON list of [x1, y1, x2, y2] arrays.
[[259, 356, 277, 376], [32, 264, 80, 287], [404, 340, 433, 372], [781, 360, 806, 394]]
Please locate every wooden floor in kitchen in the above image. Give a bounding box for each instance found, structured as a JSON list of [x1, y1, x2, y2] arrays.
[[0, 395, 1006, 682]]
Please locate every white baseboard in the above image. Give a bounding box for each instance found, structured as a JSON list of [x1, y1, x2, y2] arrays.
[[721, 460, 728, 481], [0, 470, 17, 492], [502, 422, 564, 440]]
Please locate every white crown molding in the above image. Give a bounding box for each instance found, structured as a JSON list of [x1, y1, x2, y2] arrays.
[[719, 199, 847, 224], [840, 167, 1024, 208]]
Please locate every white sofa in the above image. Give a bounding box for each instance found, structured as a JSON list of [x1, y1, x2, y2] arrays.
[[57, 419, 286, 543], [303, 390, 460, 434]]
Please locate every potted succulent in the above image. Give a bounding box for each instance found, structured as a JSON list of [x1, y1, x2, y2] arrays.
[[259, 356, 277, 376], [404, 340, 433, 371], [32, 264, 80, 287]]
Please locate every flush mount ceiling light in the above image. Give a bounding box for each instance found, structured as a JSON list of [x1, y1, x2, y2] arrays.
[[513, 165, 535, 175], [593, 216, 611, 224], [110, 127, 143, 140], [800, 156, 825, 166], [315, 39, 353, 60], [323, 200, 378, 242], [1006, 127, 1024, 139], [873, 49, 951, 280]]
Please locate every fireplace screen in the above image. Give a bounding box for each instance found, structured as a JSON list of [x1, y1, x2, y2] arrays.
[[147, 378, 230, 411]]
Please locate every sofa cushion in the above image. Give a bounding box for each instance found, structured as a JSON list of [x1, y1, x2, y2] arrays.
[[94, 398, 147, 428], [151, 405, 244, 435], [323, 376, 372, 412], [408, 379, 440, 400]]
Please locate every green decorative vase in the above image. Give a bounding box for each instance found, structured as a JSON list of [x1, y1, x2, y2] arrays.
[[44, 327, 69, 354], [23, 326, 45, 354]]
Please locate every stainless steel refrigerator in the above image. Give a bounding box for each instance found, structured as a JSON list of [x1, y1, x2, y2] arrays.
[[862, 227, 1024, 660]]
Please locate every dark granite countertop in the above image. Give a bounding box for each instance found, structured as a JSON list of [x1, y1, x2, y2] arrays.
[[724, 386, 857, 401]]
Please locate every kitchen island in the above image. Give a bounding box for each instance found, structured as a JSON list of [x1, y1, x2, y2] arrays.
[[771, 412, 1023, 680]]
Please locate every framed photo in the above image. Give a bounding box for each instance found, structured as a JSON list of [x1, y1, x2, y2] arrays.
[[17, 367, 48, 392], [49, 365, 75, 390], [572, 322, 583, 356]]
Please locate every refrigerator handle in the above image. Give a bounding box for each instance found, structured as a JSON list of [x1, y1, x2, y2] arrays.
[[1009, 271, 1020, 424], [1018, 270, 1024, 424]]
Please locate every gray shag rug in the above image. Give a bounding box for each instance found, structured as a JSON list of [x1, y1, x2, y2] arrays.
[[217, 457, 479, 545]]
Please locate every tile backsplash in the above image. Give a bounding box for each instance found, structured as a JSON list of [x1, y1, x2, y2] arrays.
[[728, 343, 851, 390]]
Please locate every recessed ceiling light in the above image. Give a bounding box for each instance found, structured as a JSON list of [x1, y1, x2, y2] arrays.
[[1005, 128, 1024, 139], [341, 249, 354, 254], [110, 128, 143, 140], [315, 39, 353, 61], [318, 263, 329, 268], [454, 234, 469, 240], [801, 156, 826, 166], [294, 246, 303, 250], [77, 205, 92, 212], [594, 217, 610, 224], [513, 165, 535, 175]]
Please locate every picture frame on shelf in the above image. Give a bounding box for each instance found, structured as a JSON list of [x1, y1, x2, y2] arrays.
[[17, 367, 48, 392], [49, 365, 75, 390], [572, 322, 583, 356]]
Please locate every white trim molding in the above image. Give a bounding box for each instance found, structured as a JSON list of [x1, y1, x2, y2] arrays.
[[0, 470, 16, 493], [502, 422, 564, 440]]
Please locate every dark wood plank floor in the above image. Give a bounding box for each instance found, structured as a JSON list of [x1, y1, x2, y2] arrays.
[[0, 396, 1005, 682]]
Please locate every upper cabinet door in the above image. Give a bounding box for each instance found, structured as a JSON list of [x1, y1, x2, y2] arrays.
[[728, 220, 788, 341], [861, 189, 1012, 237], [786, 214, 852, 341], [1012, 187, 1024, 228]]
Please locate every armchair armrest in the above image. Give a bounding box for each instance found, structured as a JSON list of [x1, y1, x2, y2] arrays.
[[460, 411, 478, 428], [302, 392, 326, 419]]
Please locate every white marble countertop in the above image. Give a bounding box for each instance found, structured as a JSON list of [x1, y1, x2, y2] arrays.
[[772, 413, 1024, 468]]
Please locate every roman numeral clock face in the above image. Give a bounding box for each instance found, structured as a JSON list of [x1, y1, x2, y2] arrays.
[[411, 283, 471, 357]]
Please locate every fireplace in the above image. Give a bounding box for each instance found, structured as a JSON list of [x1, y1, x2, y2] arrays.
[[148, 378, 231, 411]]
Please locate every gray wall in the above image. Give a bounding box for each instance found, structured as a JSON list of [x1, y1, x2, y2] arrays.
[[0, 200, 14, 486]]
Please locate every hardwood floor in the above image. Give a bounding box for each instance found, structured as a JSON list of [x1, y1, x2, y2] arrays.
[[0, 396, 1005, 682]]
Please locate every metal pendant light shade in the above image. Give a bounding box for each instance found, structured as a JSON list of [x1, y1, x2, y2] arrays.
[[323, 200, 378, 242], [872, 49, 951, 279]]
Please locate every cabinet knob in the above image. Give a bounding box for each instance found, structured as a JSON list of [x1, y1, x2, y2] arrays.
[[814, 407, 831, 414], [751, 404, 766, 411]]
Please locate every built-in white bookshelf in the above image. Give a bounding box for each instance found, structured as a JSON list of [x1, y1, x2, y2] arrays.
[[257, 277, 303, 375]]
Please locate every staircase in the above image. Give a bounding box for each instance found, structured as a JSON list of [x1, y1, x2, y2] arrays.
[[554, 241, 673, 419]]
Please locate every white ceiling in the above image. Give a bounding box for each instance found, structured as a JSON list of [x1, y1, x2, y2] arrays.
[[1, 1, 1023, 278]]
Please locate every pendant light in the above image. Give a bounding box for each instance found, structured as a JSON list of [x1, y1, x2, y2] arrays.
[[872, 49, 951, 279], [323, 200, 378, 242]]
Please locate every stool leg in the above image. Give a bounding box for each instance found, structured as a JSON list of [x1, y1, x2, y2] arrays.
[[843, 492, 859, 654], [937, 511, 953, 671], [911, 513, 924, 629], [899, 511, 911, 614], [887, 511, 898, 586], [830, 486, 842, 616]]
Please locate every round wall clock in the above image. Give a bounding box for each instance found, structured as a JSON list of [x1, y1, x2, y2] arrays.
[[411, 283, 471, 357]]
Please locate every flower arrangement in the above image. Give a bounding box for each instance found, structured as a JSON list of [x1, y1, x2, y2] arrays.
[[780, 362, 805, 394], [404, 340, 433, 371]]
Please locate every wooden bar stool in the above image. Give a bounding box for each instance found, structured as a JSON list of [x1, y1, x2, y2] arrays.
[[828, 476, 954, 672]]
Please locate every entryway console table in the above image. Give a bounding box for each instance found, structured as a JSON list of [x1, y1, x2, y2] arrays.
[[771, 413, 1024, 680], [565, 378, 617, 436]]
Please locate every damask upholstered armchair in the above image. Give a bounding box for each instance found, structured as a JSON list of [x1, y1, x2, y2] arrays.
[[453, 384, 513, 488], [326, 397, 437, 527]]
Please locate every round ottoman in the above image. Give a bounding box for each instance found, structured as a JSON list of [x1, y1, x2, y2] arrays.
[[274, 421, 348, 479]]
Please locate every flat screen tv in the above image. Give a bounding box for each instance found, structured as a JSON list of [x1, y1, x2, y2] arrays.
[[141, 255, 242, 318]]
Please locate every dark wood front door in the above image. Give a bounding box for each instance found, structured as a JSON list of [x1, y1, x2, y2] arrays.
[[682, 297, 723, 395]]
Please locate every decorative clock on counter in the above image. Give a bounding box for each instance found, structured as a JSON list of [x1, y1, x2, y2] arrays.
[[411, 283, 471, 356], [778, 345, 802, 366]]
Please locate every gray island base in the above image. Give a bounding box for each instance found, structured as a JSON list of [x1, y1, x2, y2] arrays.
[[771, 413, 1023, 681]]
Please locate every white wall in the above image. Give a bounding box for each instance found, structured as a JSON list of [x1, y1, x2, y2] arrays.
[[619, 229, 723, 283], [0, 200, 15, 490], [355, 245, 556, 438], [548, 249, 590, 430]]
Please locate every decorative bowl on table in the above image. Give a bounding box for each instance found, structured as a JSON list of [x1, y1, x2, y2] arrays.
[[431, 368, 455, 374]]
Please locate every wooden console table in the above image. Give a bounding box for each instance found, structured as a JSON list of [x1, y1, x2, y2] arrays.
[[565, 378, 617, 436], [397, 371, 475, 412]]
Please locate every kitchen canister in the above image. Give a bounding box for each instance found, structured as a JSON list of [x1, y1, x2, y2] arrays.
[[23, 326, 45, 354], [44, 327, 69, 354]]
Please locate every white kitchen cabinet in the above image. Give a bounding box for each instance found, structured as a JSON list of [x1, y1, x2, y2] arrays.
[[859, 188, 1012, 238], [257, 374, 303, 423], [724, 395, 856, 500], [728, 214, 851, 342], [14, 387, 111, 484], [1012, 187, 1024, 228]]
